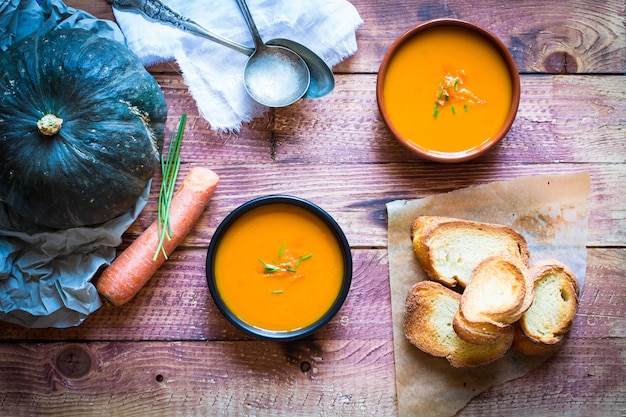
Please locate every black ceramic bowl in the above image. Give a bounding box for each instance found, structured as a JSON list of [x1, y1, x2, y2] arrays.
[[206, 195, 352, 341]]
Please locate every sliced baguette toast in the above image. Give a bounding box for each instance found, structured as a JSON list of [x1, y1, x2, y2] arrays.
[[411, 216, 530, 288], [512, 323, 564, 356], [459, 256, 534, 327], [453, 308, 513, 346], [404, 280, 513, 368], [513, 260, 579, 355]]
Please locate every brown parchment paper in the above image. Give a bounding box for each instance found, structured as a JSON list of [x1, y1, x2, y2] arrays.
[[386, 172, 590, 417]]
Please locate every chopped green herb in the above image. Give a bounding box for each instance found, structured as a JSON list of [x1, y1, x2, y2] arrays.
[[296, 253, 313, 267], [259, 248, 312, 274], [271, 289, 284, 294], [454, 77, 460, 91], [451, 105, 456, 115], [464, 104, 469, 112], [259, 258, 287, 273], [278, 243, 285, 258], [433, 108, 439, 118]]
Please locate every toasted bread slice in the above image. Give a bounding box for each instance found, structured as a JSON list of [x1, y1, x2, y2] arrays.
[[514, 260, 579, 354], [459, 256, 534, 327], [453, 308, 513, 346], [411, 216, 530, 287], [512, 323, 564, 356], [404, 281, 513, 368]]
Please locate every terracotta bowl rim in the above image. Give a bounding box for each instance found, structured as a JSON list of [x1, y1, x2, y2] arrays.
[[376, 18, 521, 163]]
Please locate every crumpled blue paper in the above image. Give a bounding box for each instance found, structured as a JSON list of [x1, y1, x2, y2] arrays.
[[0, 0, 124, 51], [0, 0, 147, 328]]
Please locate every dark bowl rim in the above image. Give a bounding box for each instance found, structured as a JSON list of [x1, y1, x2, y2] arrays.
[[376, 18, 521, 163], [206, 195, 353, 342]]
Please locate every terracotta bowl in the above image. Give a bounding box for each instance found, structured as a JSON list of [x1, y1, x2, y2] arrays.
[[206, 195, 352, 341], [376, 19, 520, 163]]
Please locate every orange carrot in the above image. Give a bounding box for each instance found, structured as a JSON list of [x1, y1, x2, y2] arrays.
[[96, 167, 219, 306]]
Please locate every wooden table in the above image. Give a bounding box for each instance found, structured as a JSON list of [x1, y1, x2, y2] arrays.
[[1, 1, 624, 416]]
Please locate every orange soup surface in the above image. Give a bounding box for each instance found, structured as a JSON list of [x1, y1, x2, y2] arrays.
[[214, 204, 344, 333], [383, 26, 513, 153]]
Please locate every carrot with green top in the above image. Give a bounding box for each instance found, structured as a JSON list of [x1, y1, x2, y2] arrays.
[[96, 166, 219, 306]]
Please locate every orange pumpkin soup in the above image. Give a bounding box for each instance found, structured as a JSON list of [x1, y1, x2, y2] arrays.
[[382, 26, 513, 153], [214, 204, 344, 333]]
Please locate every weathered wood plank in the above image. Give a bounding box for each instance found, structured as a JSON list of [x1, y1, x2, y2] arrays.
[[156, 74, 623, 165], [0, 339, 396, 417], [0, 336, 622, 417], [66, 0, 115, 21], [457, 338, 626, 416], [71, 0, 625, 74], [117, 162, 624, 248], [0, 248, 622, 344], [0, 249, 391, 341], [342, 0, 626, 74]]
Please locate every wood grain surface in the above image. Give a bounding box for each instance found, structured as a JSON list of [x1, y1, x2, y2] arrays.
[[0, 1, 624, 416]]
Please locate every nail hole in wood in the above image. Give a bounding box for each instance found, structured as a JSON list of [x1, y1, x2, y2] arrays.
[[300, 361, 311, 372], [156, 374, 164, 382]]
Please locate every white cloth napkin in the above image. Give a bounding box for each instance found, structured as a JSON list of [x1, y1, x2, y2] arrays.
[[113, 0, 363, 131]]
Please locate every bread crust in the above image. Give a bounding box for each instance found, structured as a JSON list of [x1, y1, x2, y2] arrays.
[[512, 322, 564, 356], [460, 256, 533, 326], [411, 216, 530, 288], [404, 281, 513, 368], [453, 308, 513, 346], [406, 216, 580, 366], [528, 259, 580, 300], [516, 260, 579, 348]]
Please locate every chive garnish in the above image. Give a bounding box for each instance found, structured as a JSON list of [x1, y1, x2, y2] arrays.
[[259, 258, 286, 273], [451, 105, 456, 115], [296, 253, 313, 267], [433, 108, 439, 119], [259, 247, 312, 273], [464, 104, 469, 112], [154, 114, 186, 261], [454, 77, 460, 91], [271, 289, 284, 294]]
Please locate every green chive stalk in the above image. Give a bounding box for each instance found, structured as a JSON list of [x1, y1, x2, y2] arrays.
[[154, 114, 186, 261]]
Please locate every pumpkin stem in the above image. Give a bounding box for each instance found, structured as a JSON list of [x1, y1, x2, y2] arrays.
[[37, 113, 63, 136]]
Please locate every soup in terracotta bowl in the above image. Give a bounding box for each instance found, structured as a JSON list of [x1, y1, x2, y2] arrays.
[[377, 19, 520, 162]]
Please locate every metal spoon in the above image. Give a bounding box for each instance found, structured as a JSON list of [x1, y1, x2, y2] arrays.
[[266, 38, 334, 99], [231, 0, 334, 99], [108, 0, 254, 55], [234, 0, 309, 107], [108, 0, 333, 100], [110, 0, 310, 107]]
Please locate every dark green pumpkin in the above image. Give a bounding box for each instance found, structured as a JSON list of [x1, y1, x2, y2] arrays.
[[0, 28, 167, 229]]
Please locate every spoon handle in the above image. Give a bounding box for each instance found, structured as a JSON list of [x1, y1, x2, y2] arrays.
[[108, 0, 253, 56], [234, 0, 265, 49]]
